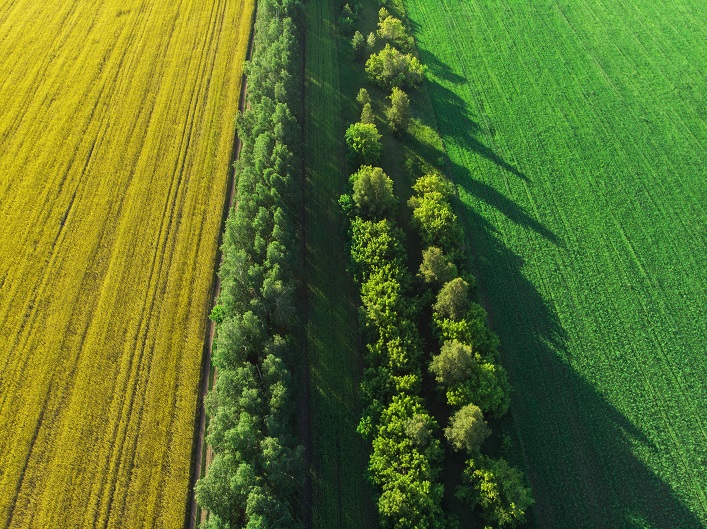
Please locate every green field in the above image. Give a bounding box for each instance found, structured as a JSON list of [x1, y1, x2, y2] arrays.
[[303, 1, 377, 527], [404, 0, 707, 527]]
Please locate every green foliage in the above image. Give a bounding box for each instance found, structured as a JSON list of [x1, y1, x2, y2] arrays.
[[361, 102, 375, 125], [365, 45, 425, 89], [409, 174, 463, 255], [386, 87, 410, 136], [419, 246, 457, 285], [457, 456, 534, 528], [196, 1, 304, 526], [429, 339, 475, 387], [433, 277, 470, 321], [366, 31, 377, 52], [378, 16, 412, 51], [369, 395, 446, 529], [350, 165, 397, 219], [352, 30, 366, 60], [346, 122, 383, 165], [357, 87, 371, 107], [444, 403, 490, 453]]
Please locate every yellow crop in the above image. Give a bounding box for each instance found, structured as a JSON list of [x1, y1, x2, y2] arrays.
[[0, 0, 253, 527]]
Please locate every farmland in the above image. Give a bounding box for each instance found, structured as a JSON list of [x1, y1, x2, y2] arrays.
[[302, 1, 377, 527], [405, 0, 707, 526], [0, 0, 253, 527]]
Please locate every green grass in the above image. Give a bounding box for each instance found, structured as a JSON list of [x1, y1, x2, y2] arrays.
[[302, 1, 377, 528], [404, 0, 707, 527]]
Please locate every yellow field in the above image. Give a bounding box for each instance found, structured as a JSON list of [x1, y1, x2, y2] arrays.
[[0, 0, 253, 527]]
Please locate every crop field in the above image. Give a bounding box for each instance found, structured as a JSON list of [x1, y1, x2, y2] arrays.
[[303, 1, 377, 528], [0, 0, 253, 526], [404, 0, 707, 527]]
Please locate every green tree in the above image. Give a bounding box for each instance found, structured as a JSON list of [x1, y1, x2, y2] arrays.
[[365, 45, 425, 89], [457, 456, 534, 528], [378, 16, 411, 51], [429, 339, 475, 387], [386, 87, 410, 135], [352, 30, 365, 60], [350, 166, 396, 220], [433, 277, 470, 321], [366, 31, 377, 53], [419, 246, 457, 285], [361, 102, 375, 125], [345, 122, 382, 165], [357, 87, 371, 107], [444, 404, 489, 453]]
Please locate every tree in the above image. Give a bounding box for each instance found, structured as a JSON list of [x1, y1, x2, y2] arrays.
[[345, 122, 382, 165], [357, 87, 371, 107], [444, 404, 489, 453], [386, 87, 410, 135], [350, 166, 396, 220], [352, 30, 365, 60], [365, 45, 425, 89], [361, 102, 375, 125], [419, 246, 457, 285], [433, 277, 470, 321], [366, 31, 377, 53], [429, 339, 475, 387], [378, 16, 411, 51], [457, 456, 534, 528]]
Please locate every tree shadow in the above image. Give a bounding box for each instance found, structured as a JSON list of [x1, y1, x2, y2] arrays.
[[416, 48, 704, 529]]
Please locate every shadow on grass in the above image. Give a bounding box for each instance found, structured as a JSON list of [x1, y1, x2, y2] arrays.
[[418, 48, 703, 529]]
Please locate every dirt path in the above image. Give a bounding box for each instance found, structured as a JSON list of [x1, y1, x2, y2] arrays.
[[185, 18, 255, 529]]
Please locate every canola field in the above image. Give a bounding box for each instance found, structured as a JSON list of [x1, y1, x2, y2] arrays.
[[404, 0, 707, 527], [0, 0, 253, 527]]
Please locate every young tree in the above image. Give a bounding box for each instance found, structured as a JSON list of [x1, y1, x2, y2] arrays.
[[419, 246, 457, 285], [357, 87, 371, 107], [444, 404, 489, 453], [365, 45, 425, 89], [349, 165, 396, 219], [352, 30, 365, 61], [457, 456, 534, 528], [433, 277, 470, 321], [361, 102, 375, 125], [345, 122, 382, 166], [366, 31, 377, 53], [386, 87, 410, 135]]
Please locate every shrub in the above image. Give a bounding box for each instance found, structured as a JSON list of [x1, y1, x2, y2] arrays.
[[386, 87, 410, 135]]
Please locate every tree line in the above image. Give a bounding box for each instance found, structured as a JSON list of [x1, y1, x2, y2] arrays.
[[194, 1, 305, 528], [340, 1, 533, 527]]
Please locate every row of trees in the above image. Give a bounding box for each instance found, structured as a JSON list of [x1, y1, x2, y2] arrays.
[[194, 1, 305, 528], [341, 1, 534, 527], [409, 173, 534, 528], [340, 5, 450, 528], [344, 171, 447, 529]]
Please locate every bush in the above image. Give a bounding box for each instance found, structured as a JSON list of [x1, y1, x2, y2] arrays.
[[361, 102, 375, 124], [357, 87, 371, 107], [346, 122, 382, 165], [365, 45, 425, 89]]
